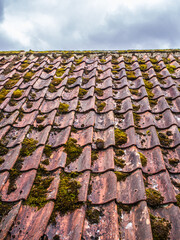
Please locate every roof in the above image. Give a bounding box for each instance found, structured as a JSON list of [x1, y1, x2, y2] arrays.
[[0, 50, 180, 240]]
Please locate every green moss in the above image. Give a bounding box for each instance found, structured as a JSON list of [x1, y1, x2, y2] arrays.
[[140, 64, 147, 71], [96, 100, 106, 112], [150, 58, 158, 64], [158, 132, 173, 147], [51, 77, 62, 86], [64, 138, 83, 166], [96, 78, 103, 84], [0, 157, 5, 165], [56, 67, 65, 77], [130, 89, 141, 96], [20, 138, 38, 157], [26, 101, 33, 109], [4, 78, 19, 89], [168, 158, 179, 167], [146, 87, 154, 99], [166, 64, 176, 74], [100, 58, 106, 63], [114, 157, 125, 168], [69, 65, 75, 74], [20, 61, 29, 70], [12, 89, 23, 98], [153, 64, 161, 72], [58, 103, 69, 113], [97, 69, 103, 74], [50, 172, 82, 221], [75, 58, 83, 65], [112, 59, 119, 64], [25, 165, 53, 209], [36, 115, 46, 123], [124, 57, 132, 64], [150, 214, 171, 240], [9, 99, 17, 106], [133, 112, 141, 127], [91, 149, 98, 166], [0, 198, 14, 221], [34, 62, 40, 67], [117, 202, 132, 214], [138, 58, 146, 64], [112, 70, 118, 74], [95, 138, 104, 150], [146, 188, 164, 207], [176, 194, 180, 207], [132, 104, 140, 111], [82, 77, 89, 85], [115, 171, 129, 181], [149, 99, 158, 108], [115, 128, 127, 146], [94, 88, 103, 96], [142, 72, 149, 80], [24, 71, 34, 82], [0, 140, 9, 156], [67, 77, 76, 85], [44, 145, 53, 158], [115, 149, 124, 156], [44, 65, 53, 73], [155, 114, 163, 121], [78, 88, 88, 98], [41, 158, 50, 165], [139, 152, 147, 167], [0, 88, 10, 104], [125, 64, 132, 70], [115, 99, 122, 111], [86, 205, 104, 224], [126, 71, 136, 80], [113, 65, 119, 70], [144, 79, 153, 89]]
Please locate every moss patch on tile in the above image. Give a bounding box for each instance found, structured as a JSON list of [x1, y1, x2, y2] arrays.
[[132, 104, 140, 112], [166, 64, 176, 74], [78, 88, 88, 98], [44, 145, 53, 158], [56, 67, 66, 77], [86, 205, 104, 224], [130, 89, 141, 96], [0, 88, 10, 104], [58, 103, 69, 114], [25, 165, 53, 209], [146, 188, 164, 207], [95, 138, 104, 150], [158, 132, 173, 147], [20, 138, 38, 157], [0, 198, 14, 221], [140, 64, 147, 71], [96, 100, 106, 112], [4, 75, 20, 89], [24, 71, 34, 82], [94, 88, 103, 97], [64, 138, 83, 166], [115, 171, 129, 181], [139, 152, 147, 167], [114, 157, 125, 168], [133, 112, 141, 127], [91, 149, 98, 166], [126, 71, 136, 80], [82, 77, 89, 85], [115, 128, 127, 146], [12, 89, 23, 99], [44, 65, 53, 73], [168, 158, 179, 167], [67, 77, 76, 85], [150, 214, 171, 240], [0, 139, 9, 156]]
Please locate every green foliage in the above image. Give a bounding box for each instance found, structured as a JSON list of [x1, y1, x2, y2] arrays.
[[146, 188, 164, 207], [115, 128, 127, 146], [64, 138, 83, 166], [150, 214, 171, 240]]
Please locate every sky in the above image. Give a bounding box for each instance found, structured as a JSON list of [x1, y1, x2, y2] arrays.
[[0, 0, 179, 51]]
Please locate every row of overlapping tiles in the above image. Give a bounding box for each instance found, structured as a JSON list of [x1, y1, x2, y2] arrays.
[[0, 53, 180, 239]]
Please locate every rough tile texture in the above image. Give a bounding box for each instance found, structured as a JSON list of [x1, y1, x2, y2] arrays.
[[0, 50, 180, 240]]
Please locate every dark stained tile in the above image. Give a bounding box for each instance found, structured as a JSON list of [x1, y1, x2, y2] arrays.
[[9, 202, 54, 240], [34, 110, 56, 128], [74, 111, 95, 128], [147, 171, 177, 204], [88, 171, 117, 204], [95, 111, 114, 129], [119, 201, 153, 240], [22, 98, 43, 113], [0, 201, 21, 240], [45, 206, 85, 240], [162, 145, 180, 173], [93, 127, 115, 149], [116, 169, 146, 204], [71, 127, 93, 146], [65, 145, 91, 172], [47, 126, 71, 147], [157, 125, 180, 148], [1, 170, 36, 202], [83, 201, 120, 240], [91, 147, 114, 172]]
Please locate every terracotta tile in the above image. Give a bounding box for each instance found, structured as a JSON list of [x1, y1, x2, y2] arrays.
[[97, 69, 111, 80], [136, 126, 160, 149], [88, 171, 117, 204], [95, 87, 113, 100], [0, 201, 21, 240], [0, 110, 19, 128], [45, 86, 64, 100], [134, 111, 154, 129], [113, 86, 130, 99], [22, 98, 43, 113], [77, 171, 90, 202], [93, 127, 115, 149], [170, 173, 180, 195], [157, 125, 180, 148], [95, 111, 114, 129], [71, 127, 93, 146], [65, 145, 91, 172], [147, 171, 177, 204], [47, 126, 71, 147], [0, 145, 21, 171], [114, 146, 141, 172], [62, 86, 79, 100], [91, 147, 114, 172], [27, 126, 51, 146], [95, 98, 114, 113], [13, 111, 38, 128], [9, 202, 54, 240], [114, 110, 134, 129], [83, 201, 119, 240], [162, 85, 180, 99], [150, 204, 180, 240], [117, 169, 146, 204], [1, 170, 36, 202], [154, 109, 177, 129], [60, 98, 78, 112], [6, 126, 29, 148], [115, 97, 132, 113], [81, 76, 95, 89], [113, 68, 126, 79], [39, 98, 60, 113], [74, 111, 95, 128], [119, 201, 153, 240], [54, 111, 74, 129], [4, 98, 26, 112], [28, 87, 47, 101], [171, 97, 180, 112], [79, 86, 94, 99], [78, 96, 95, 112], [0, 171, 9, 191], [71, 70, 84, 80], [41, 146, 66, 171], [162, 145, 180, 173], [45, 206, 85, 240], [128, 77, 144, 89], [34, 110, 56, 128], [46, 169, 61, 200], [33, 78, 51, 90], [116, 127, 136, 148], [96, 77, 112, 89], [113, 76, 128, 89]]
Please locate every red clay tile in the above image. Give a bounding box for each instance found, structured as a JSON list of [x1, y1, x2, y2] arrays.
[[74, 111, 95, 128], [115, 97, 132, 113], [95, 98, 114, 113], [88, 171, 117, 204], [39, 98, 60, 113], [113, 76, 128, 89], [27, 126, 51, 146], [0, 110, 19, 128], [96, 77, 112, 89], [78, 96, 95, 112], [117, 169, 146, 204], [47, 126, 71, 147], [113, 86, 130, 99], [115, 110, 134, 129], [71, 127, 93, 146], [83, 201, 119, 240], [93, 126, 115, 149], [154, 109, 177, 129], [0, 171, 9, 191], [81, 76, 95, 89], [33, 78, 51, 90], [1, 170, 36, 202], [6, 126, 29, 148], [45, 86, 64, 100], [4, 98, 26, 112], [34, 110, 56, 128], [22, 98, 43, 113], [9, 201, 54, 240], [95, 111, 114, 129], [62, 86, 79, 100], [0, 125, 10, 139], [162, 145, 180, 173], [13, 111, 38, 128], [54, 111, 74, 129], [158, 125, 180, 148], [77, 171, 90, 202], [28, 87, 47, 101], [46, 169, 61, 200]]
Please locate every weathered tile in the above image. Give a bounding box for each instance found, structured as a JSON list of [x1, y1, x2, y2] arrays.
[[74, 111, 95, 128], [71, 127, 93, 146], [93, 127, 115, 149], [13, 111, 38, 128], [95, 111, 114, 129], [47, 126, 71, 147], [39, 98, 60, 113], [0, 110, 19, 128], [6, 126, 29, 148]]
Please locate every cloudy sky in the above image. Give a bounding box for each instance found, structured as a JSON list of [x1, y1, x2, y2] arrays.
[[0, 0, 179, 51]]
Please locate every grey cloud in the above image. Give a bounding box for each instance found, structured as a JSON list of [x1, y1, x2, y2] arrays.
[[0, 0, 5, 21]]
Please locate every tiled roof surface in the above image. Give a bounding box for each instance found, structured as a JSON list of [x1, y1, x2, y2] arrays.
[[0, 50, 180, 239]]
